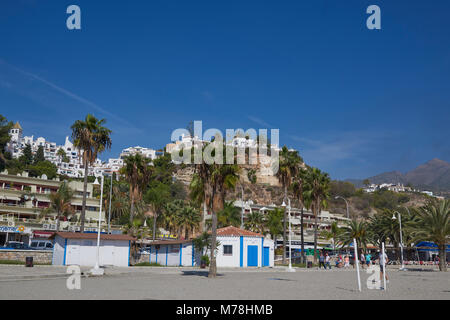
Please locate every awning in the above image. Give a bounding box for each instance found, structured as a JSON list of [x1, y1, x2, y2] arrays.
[[415, 241, 450, 252], [33, 230, 54, 238]]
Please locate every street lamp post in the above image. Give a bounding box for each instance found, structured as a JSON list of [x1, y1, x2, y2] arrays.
[[107, 174, 113, 234], [90, 175, 105, 275], [282, 198, 295, 272], [335, 196, 349, 219], [392, 211, 405, 271]]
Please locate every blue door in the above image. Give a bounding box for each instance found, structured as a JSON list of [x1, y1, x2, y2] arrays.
[[263, 247, 270, 266], [247, 245, 258, 267]]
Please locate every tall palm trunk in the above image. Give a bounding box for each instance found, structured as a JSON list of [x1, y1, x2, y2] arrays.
[[439, 244, 447, 272], [80, 158, 89, 233], [313, 199, 319, 264], [300, 206, 305, 264], [56, 212, 61, 232], [152, 213, 158, 241], [209, 190, 218, 278], [282, 186, 287, 264], [129, 186, 135, 224]]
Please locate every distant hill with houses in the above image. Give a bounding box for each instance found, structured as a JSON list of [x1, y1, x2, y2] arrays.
[[346, 159, 450, 193]]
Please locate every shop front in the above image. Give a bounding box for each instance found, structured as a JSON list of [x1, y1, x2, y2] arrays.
[[0, 225, 32, 246]]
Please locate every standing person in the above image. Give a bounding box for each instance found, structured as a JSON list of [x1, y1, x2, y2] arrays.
[[360, 252, 366, 269], [325, 253, 331, 270], [344, 255, 350, 268], [366, 252, 372, 267], [319, 252, 325, 269], [379, 250, 389, 287]]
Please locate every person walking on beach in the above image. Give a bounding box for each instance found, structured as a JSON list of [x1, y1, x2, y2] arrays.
[[360, 252, 365, 269], [325, 253, 331, 270], [344, 255, 350, 268], [379, 251, 389, 287], [319, 252, 325, 269], [366, 253, 372, 267]]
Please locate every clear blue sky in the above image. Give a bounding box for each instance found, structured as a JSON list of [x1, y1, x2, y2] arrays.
[[1, 0, 449, 180]]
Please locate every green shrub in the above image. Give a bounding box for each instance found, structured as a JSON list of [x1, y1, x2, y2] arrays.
[[201, 255, 210, 266]]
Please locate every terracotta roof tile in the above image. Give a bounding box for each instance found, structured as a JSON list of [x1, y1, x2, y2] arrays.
[[216, 226, 263, 237], [50, 232, 135, 241]]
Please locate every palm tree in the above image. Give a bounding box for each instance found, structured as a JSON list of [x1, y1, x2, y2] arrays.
[[110, 185, 130, 223], [304, 167, 330, 263], [145, 182, 171, 240], [244, 211, 265, 234], [411, 200, 449, 271], [217, 201, 241, 228], [71, 114, 112, 232], [276, 146, 302, 263], [320, 221, 342, 255], [265, 208, 284, 243], [178, 205, 201, 239], [47, 182, 74, 231], [190, 143, 240, 277], [120, 153, 151, 224], [339, 220, 370, 256], [163, 200, 184, 237], [292, 168, 307, 263]]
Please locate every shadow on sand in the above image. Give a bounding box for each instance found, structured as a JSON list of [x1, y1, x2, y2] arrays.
[[181, 270, 224, 277]]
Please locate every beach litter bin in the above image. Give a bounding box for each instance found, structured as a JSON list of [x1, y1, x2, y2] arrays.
[[25, 256, 33, 267]]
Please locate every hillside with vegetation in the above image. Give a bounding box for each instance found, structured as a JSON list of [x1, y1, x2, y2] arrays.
[[347, 158, 450, 195]]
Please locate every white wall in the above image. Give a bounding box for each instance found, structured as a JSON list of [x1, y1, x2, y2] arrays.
[[52, 236, 66, 265], [53, 237, 130, 267], [216, 236, 240, 267]]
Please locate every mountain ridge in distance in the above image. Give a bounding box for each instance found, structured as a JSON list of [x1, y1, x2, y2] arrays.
[[346, 158, 450, 192]]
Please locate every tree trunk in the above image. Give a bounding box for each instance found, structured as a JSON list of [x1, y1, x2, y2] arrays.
[[439, 244, 447, 272], [152, 213, 157, 241], [282, 186, 287, 264], [313, 199, 319, 264], [80, 158, 89, 233], [300, 206, 305, 264], [209, 189, 218, 278], [56, 212, 61, 232], [129, 186, 135, 224], [209, 215, 218, 277]]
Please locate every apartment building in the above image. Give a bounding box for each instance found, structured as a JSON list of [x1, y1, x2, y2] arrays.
[[0, 170, 104, 245]]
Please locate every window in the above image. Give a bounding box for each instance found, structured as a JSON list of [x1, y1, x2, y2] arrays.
[[223, 245, 233, 256]]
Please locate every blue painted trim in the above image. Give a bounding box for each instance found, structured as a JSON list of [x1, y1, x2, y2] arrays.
[[192, 243, 194, 266], [166, 245, 169, 266], [239, 236, 243, 267], [63, 238, 67, 266], [127, 240, 130, 266], [51, 238, 55, 265], [261, 237, 264, 267], [156, 248, 158, 264], [179, 244, 183, 266]]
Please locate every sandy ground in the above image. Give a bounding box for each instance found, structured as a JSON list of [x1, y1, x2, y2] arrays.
[[0, 265, 448, 300]]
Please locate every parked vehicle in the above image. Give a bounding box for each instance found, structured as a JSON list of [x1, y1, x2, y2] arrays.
[[1, 241, 33, 250], [30, 240, 54, 251]]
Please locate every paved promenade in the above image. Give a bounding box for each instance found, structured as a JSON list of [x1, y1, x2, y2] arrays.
[[0, 265, 448, 300]]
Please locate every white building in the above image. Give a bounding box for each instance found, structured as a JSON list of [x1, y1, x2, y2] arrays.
[[144, 226, 274, 268], [120, 146, 157, 160], [51, 232, 135, 267], [7, 121, 161, 178]]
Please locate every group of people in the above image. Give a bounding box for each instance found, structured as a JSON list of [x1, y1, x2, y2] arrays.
[[318, 251, 374, 269]]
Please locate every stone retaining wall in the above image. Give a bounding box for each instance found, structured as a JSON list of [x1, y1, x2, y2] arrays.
[[0, 250, 52, 264]]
